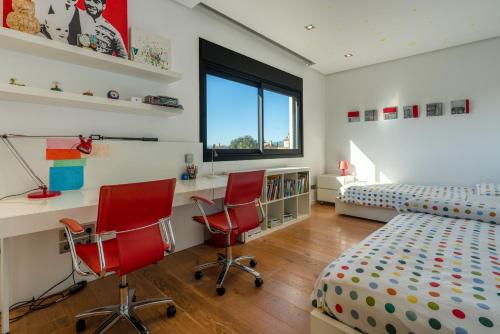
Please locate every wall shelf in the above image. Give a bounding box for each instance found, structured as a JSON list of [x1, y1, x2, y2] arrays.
[[0, 84, 183, 117], [0, 27, 182, 83]]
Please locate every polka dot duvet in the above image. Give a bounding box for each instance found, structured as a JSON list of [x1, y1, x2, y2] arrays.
[[311, 212, 499, 334]]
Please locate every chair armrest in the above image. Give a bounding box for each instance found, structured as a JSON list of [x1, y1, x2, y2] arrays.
[[59, 218, 93, 277], [60, 218, 85, 234], [160, 217, 176, 254], [191, 195, 215, 206]]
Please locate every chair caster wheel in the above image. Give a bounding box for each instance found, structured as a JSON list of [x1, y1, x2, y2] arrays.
[[250, 259, 257, 267], [167, 304, 177, 318], [76, 319, 86, 333], [216, 286, 226, 296], [195, 271, 203, 280], [255, 277, 264, 287]]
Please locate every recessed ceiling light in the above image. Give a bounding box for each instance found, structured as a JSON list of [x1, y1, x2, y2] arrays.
[[305, 24, 315, 31], [344, 53, 354, 58]]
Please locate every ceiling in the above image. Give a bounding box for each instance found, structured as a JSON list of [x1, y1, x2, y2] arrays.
[[196, 0, 500, 74]]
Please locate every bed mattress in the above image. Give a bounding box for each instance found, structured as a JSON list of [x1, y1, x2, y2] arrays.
[[340, 183, 473, 209], [311, 212, 499, 334]]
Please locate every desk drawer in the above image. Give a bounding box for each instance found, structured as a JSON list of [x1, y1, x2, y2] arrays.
[[317, 188, 338, 203]]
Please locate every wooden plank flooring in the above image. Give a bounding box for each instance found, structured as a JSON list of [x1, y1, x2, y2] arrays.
[[8, 204, 382, 334]]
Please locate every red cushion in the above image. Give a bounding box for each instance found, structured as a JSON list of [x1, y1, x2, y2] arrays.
[[193, 210, 239, 233], [76, 239, 169, 275]]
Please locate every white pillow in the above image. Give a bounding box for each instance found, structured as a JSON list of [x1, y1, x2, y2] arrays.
[[476, 183, 500, 196], [468, 194, 500, 206]]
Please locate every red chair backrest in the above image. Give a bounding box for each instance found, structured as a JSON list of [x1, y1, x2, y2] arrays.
[[96, 179, 176, 275], [224, 170, 265, 233]]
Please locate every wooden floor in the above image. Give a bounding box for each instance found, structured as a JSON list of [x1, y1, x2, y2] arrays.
[[9, 204, 382, 334]]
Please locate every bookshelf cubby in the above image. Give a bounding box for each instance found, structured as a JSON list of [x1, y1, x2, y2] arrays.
[[242, 167, 311, 242]]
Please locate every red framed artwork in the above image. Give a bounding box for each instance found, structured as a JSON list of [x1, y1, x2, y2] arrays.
[[3, 0, 128, 58]]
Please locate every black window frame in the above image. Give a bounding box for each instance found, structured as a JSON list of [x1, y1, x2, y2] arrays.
[[200, 38, 304, 162]]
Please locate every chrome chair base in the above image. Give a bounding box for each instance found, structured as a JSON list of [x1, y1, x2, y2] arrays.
[[76, 276, 176, 334], [195, 253, 263, 296]]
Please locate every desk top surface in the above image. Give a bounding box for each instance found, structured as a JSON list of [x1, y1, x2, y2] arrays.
[[0, 176, 228, 221]]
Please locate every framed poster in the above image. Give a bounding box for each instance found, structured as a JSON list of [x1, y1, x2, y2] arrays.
[[130, 27, 171, 70], [451, 99, 470, 114], [364, 109, 378, 121], [348, 111, 360, 123], [383, 107, 398, 120], [3, 0, 128, 58], [403, 105, 419, 119], [426, 103, 444, 116]]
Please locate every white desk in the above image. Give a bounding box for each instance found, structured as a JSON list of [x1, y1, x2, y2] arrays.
[[0, 176, 228, 334]]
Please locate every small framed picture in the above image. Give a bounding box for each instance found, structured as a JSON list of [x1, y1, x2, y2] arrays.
[[451, 99, 470, 115], [348, 111, 360, 123], [383, 107, 398, 120], [364, 109, 378, 122], [426, 103, 444, 117], [403, 105, 419, 119]]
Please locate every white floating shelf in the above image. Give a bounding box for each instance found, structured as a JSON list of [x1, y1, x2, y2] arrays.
[[0, 27, 182, 83], [0, 84, 183, 117]]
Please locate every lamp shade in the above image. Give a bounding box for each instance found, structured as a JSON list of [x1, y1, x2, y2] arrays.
[[339, 160, 349, 170]]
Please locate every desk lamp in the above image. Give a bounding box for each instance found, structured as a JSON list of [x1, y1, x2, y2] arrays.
[[339, 160, 349, 176], [1, 134, 92, 199], [207, 144, 218, 179]]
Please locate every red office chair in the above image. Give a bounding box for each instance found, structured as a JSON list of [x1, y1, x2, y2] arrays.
[[192, 170, 266, 296], [60, 179, 177, 334]]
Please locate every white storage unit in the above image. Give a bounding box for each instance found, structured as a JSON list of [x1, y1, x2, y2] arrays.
[[317, 174, 356, 204], [241, 167, 311, 242]]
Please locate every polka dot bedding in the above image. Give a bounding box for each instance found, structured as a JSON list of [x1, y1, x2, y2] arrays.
[[339, 183, 474, 209], [311, 212, 499, 334], [476, 183, 500, 197]]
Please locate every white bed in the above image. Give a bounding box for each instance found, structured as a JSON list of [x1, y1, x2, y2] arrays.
[[311, 199, 500, 334]]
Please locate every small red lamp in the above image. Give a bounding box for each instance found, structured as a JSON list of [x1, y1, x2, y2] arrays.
[[339, 160, 349, 176], [1, 134, 92, 199]]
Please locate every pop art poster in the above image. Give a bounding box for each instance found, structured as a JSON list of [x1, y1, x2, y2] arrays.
[[3, 0, 128, 58]]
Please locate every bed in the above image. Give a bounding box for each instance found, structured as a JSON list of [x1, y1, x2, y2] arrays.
[[311, 197, 500, 334], [336, 182, 475, 222]]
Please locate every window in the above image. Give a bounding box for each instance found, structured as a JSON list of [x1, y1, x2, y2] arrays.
[[200, 39, 303, 161]]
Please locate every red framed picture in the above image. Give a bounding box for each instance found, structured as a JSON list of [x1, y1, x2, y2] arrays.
[[383, 106, 398, 120], [348, 111, 360, 123], [3, 0, 128, 58]]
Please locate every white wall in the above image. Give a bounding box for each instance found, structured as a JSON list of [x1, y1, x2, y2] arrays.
[[326, 37, 500, 186], [0, 0, 326, 304]]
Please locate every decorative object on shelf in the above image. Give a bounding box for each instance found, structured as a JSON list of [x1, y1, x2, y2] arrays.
[[181, 172, 189, 180], [77, 33, 97, 51], [451, 99, 470, 115], [9, 78, 25, 86], [50, 81, 63, 92], [3, 0, 128, 58], [130, 27, 171, 70], [403, 105, 419, 119], [82, 90, 94, 96], [426, 102, 444, 116], [339, 160, 349, 176], [348, 111, 360, 123], [186, 164, 198, 180], [130, 96, 141, 103], [5, 0, 40, 35], [383, 106, 398, 120], [143, 95, 183, 109], [364, 109, 378, 121], [107, 90, 119, 99]]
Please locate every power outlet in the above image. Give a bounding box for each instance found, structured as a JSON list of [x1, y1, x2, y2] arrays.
[[59, 223, 96, 254]]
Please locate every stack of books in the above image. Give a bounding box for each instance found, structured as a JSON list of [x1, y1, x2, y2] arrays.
[[266, 176, 281, 201], [267, 216, 282, 229], [283, 212, 295, 222], [284, 179, 296, 197], [297, 173, 309, 194], [143, 95, 184, 109]]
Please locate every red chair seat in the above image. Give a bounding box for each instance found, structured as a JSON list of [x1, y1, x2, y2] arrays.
[[193, 210, 239, 233], [76, 239, 169, 275]]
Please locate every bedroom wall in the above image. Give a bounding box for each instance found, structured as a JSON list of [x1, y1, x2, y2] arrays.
[[325, 37, 500, 186], [0, 0, 326, 305]]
